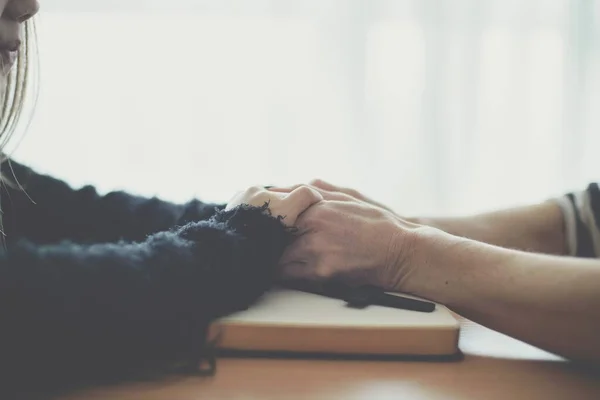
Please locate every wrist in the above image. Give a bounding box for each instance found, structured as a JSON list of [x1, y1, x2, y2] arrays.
[[406, 215, 467, 238], [390, 224, 473, 300], [396, 225, 448, 292], [383, 220, 448, 293], [401, 226, 518, 308]]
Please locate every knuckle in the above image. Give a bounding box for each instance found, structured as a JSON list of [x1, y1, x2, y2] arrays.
[[288, 185, 312, 204], [296, 184, 313, 194], [300, 185, 322, 201], [370, 206, 388, 218], [246, 185, 263, 195], [337, 192, 354, 201], [346, 188, 360, 197]]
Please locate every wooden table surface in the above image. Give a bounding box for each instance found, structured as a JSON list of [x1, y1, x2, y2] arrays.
[[59, 319, 600, 400]]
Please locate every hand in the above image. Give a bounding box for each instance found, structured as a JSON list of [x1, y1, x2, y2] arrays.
[[270, 179, 395, 213], [278, 195, 422, 292], [226, 185, 323, 226]]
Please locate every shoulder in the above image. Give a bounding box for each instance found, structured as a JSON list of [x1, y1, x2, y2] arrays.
[[0, 157, 36, 186]]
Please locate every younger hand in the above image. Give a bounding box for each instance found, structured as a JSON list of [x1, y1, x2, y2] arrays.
[[226, 185, 323, 226]]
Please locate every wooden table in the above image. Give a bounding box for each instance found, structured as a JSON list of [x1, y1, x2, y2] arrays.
[[60, 320, 600, 400]]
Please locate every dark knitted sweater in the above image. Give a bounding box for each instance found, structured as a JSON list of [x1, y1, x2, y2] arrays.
[[0, 160, 292, 395]]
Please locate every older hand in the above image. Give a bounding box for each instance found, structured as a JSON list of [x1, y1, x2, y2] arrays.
[[270, 179, 395, 213], [278, 192, 423, 292], [226, 185, 323, 226]]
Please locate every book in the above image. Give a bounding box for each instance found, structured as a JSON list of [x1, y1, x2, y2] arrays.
[[211, 288, 460, 358]]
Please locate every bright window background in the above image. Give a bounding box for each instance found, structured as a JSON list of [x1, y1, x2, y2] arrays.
[[9, 0, 600, 216]]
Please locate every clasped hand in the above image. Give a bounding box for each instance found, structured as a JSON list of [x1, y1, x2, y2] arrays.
[[226, 180, 421, 292]]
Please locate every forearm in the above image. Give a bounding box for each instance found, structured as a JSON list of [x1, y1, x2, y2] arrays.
[[401, 228, 600, 363], [410, 201, 567, 255]]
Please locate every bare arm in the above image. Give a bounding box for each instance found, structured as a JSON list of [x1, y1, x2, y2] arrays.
[[401, 228, 600, 363], [275, 180, 600, 361], [409, 201, 567, 255], [282, 179, 570, 255], [411, 183, 600, 259]]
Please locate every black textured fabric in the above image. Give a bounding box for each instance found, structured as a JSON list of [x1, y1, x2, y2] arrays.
[[0, 160, 293, 397], [0, 160, 225, 244]]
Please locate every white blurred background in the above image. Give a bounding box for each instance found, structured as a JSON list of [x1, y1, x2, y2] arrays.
[[9, 0, 600, 216]]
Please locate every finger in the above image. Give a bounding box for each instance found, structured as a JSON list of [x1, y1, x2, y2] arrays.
[[271, 180, 343, 194], [4, 0, 39, 22], [224, 190, 244, 210], [311, 179, 366, 201], [267, 184, 302, 194], [273, 184, 354, 203], [318, 190, 355, 202], [285, 185, 323, 214], [297, 187, 351, 203], [308, 179, 340, 192]]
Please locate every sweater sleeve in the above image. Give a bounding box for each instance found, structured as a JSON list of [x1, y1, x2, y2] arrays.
[[0, 159, 224, 244], [0, 204, 293, 395], [554, 182, 600, 258]]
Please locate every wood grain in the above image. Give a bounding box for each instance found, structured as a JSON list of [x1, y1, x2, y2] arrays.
[[57, 318, 600, 400]]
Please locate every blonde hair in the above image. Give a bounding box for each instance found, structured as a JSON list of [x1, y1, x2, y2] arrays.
[[0, 20, 37, 239], [0, 19, 37, 162]]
